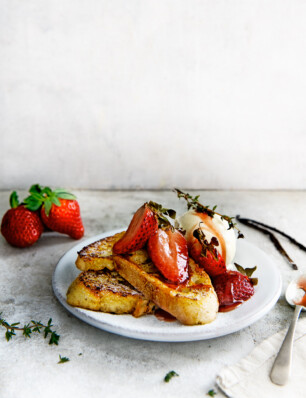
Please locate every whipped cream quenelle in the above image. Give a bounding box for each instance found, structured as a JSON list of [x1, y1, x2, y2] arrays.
[[177, 209, 236, 265]]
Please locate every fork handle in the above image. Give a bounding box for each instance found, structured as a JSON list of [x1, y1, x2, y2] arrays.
[[270, 305, 302, 385]]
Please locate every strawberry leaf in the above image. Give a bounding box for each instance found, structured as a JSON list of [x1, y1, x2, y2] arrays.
[[51, 196, 61, 206], [29, 192, 43, 201], [9, 191, 19, 208], [235, 263, 246, 275], [251, 277, 258, 286], [44, 200, 52, 216], [164, 209, 176, 219], [245, 266, 257, 277], [56, 192, 76, 200], [193, 227, 219, 261], [23, 196, 43, 211], [41, 187, 52, 196], [23, 185, 77, 214], [148, 201, 176, 228], [29, 184, 42, 195], [234, 263, 257, 277]]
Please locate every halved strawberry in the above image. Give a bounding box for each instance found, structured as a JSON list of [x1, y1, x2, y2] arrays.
[[213, 266, 257, 308], [113, 203, 158, 254], [189, 228, 226, 277], [147, 228, 188, 283]]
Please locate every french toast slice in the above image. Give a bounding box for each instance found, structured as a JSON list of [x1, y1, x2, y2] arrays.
[[67, 269, 156, 317], [75, 231, 150, 271], [73, 231, 218, 325], [113, 255, 219, 325]]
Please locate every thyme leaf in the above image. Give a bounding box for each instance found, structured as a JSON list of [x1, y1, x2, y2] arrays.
[[174, 189, 244, 238], [0, 314, 60, 345], [164, 370, 179, 382], [207, 389, 217, 397], [58, 355, 70, 364]]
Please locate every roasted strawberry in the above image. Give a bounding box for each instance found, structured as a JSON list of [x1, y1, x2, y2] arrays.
[[113, 203, 158, 254], [147, 228, 189, 283], [23, 185, 84, 239], [1, 192, 43, 247], [189, 227, 226, 277], [213, 266, 257, 308], [189, 238, 226, 277]]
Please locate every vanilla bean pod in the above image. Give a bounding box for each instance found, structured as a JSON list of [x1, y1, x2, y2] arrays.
[[236, 216, 306, 252], [236, 216, 298, 270]]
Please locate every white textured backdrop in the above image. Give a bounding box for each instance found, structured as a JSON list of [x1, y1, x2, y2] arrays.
[[1, 0, 306, 190]]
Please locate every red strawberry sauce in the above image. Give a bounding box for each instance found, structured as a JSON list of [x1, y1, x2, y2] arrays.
[[154, 309, 176, 322], [218, 302, 242, 312]]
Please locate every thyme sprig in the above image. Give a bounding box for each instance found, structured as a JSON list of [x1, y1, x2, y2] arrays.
[[0, 313, 60, 345], [58, 355, 69, 364], [174, 189, 244, 238]]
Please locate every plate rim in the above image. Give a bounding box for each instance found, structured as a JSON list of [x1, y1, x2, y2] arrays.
[[52, 229, 282, 342]]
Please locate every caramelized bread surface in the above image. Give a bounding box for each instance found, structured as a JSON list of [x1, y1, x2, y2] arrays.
[[73, 231, 219, 325], [76, 231, 150, 272], [114, 255, 219, 325], [67, 269, 156, 317]]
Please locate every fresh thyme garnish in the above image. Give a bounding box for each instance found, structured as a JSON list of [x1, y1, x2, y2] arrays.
[[0, 313, 60, 345], [148, 201, 176, 229], [58, 355, 69, 364], [174, 189, 244, 238], [207, 389, 217, 397], [164, 370, 179, 382], [193, 227, 219, 260], [236, 215, 298, 270]]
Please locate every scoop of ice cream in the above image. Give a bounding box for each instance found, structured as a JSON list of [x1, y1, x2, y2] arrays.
[[177, 209, 236, 265]]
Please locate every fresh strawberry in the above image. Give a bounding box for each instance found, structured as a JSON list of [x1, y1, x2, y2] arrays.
[[147, 228, 189, 283], [1, 191, 43, 247], [213, 266, 257, 307], [40, 199, 84, 239], [113, 203, 158, 254], [24, 184, 84, 239], [189, 227, 226, 277]]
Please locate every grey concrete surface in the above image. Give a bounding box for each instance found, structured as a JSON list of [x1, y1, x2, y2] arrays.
[[0, 190, 305, 398]]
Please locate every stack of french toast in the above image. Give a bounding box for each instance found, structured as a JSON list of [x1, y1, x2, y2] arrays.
[[67, 191, 255, 326], [67, 230, 219, 325]]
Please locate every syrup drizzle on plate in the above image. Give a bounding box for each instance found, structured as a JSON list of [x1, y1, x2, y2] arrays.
[[218, 302, 242, 312], [154, 309, 177, 322]]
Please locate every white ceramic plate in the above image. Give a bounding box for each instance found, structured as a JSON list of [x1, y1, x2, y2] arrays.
[[52, 229, 282, 342]]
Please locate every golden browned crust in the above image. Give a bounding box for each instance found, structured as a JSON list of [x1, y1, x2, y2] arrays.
[[72, 230, 218, 324], [75, 231, 150, 272], [66, 269, 156, 317], [113, 256, 219, 325]]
